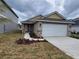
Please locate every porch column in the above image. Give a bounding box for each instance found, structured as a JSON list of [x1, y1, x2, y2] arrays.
[[67, 24, 72, 36]]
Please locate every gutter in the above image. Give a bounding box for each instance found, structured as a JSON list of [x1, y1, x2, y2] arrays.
[[36, 20, 75, 24], [1, 0, 19, 18]]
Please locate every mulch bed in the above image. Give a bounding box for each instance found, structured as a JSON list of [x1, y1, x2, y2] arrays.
[[16, 38, 48, 45]]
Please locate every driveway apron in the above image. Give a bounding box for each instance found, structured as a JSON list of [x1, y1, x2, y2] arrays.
[[45, 37, 79, 59]]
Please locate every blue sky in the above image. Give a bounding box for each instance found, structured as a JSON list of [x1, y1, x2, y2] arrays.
[[4, 0, 79, 22]]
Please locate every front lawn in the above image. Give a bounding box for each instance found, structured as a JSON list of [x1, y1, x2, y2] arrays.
[[0, 31, 73, 59]]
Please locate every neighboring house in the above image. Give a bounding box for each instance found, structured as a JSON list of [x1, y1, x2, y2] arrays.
[[21, 11, 74, 37], [0, 0, 18, 33], [71, 18, 79, 33]]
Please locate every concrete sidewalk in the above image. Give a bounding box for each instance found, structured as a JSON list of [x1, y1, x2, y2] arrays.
[[45, 37, 79, 59]]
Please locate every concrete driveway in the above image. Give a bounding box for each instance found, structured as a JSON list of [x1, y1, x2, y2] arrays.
[[44, 37, 79, 59]]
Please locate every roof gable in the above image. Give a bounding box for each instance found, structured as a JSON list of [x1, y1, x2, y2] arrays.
[[46, 11, 65, 20], [22, 15, 45, 23]]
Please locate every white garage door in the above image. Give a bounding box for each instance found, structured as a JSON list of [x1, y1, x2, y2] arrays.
[[42, 23, 68, 37]]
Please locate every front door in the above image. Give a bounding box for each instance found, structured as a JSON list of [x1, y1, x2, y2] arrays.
[[28, 24, 34, 33]]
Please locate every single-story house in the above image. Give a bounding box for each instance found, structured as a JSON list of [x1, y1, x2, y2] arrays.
[[71, 18, 79, 33], [0, 0, 18, 33], [21, 11, 74, 37]]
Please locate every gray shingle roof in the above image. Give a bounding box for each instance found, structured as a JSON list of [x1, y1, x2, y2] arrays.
[[21, 11, 74, 24], [74, 20, 79, 25], [73, 18, 79, 25]]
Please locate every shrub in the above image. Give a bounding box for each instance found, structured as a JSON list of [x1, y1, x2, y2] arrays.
[[16, 38, 48, 45], [77, 32, 79, 34]]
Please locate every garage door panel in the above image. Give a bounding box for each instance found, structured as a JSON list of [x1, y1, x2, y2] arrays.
[[42, 23, 67, 37]]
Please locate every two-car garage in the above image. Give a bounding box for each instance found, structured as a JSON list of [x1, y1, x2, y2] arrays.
[[42, 23, 68, 37]]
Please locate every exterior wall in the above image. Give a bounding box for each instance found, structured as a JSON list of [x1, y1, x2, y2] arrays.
[[71, 25, 79, 32], [5, 22, 18, 32], [34, 22, 42, 37], [0, 24, 4, 33], [0, 1, 18, 33], [0, 22, 18, 33]]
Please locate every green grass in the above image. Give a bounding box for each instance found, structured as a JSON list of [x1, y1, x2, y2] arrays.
[[0, 31, 73, 59], [71, 34, 79, 39]]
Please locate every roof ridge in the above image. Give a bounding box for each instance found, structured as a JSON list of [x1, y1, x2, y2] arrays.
[[22, 15, 45, 22]]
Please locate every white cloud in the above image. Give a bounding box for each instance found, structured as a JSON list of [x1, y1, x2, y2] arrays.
[[46, 0, 65, 13], [67, 9, 79, 19], [12, 8, 28, 23], [5, 0, 79, 20], [12, 8, 27, 19], [46, 0, 55, 10]]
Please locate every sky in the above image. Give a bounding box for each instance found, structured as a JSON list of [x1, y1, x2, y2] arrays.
[[4, 0, 79, 22]]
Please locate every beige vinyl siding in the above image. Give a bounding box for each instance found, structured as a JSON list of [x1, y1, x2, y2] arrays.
[[34, 22, 42, 37], [48, 13, 63, 20]]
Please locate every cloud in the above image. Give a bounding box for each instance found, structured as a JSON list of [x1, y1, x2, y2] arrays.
[[4, 0, 79, 21], [67, 9, 79, 19], [12, 8, 35, 22], [5, 0, 52, 13], [5, 0, 53, 19], [64, 0, 79, 14], [12, 8, 27, 19], [46, 0, 65, 12]]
